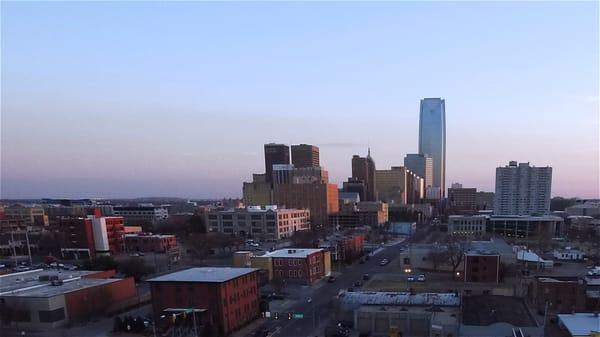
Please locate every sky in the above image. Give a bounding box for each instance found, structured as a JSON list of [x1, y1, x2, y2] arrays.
[[1, 1, 599, 199]]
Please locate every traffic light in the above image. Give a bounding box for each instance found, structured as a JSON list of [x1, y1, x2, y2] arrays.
[[287, 312, 292, 320], [274, 312, 279, 320]]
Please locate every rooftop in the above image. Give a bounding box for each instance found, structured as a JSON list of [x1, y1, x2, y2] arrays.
[[462, 295, 537, 327], [339, 291, 460, 309], [147, 267, 259, 283], [557, 313, 600, 336], [265, 248, 323, 258], [489, 215, 563, 221], [468, 239, 514, 256], [0, 269, 120, 298]]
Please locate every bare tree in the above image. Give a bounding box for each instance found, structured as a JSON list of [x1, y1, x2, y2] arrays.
[[445, 238, 467, 275], [427, 248, 450, 272]]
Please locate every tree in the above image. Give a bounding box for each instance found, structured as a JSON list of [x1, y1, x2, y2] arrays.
[[427, 248, 450, 272], [119, 257, 154, 281], [188, 215, 207, 234], [290, 231, 319, 248], [445, 239, 466, 275], [83, 255, 119, 271]]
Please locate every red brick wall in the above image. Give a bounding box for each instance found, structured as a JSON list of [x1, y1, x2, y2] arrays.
[[150, 271, 259, 335], [464, 255, 499, 283], [272, 251, 325, 284], [65, 277, 136, 322]]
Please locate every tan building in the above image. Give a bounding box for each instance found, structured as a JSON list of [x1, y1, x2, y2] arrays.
[[291, 144, 319, 168], [375, 167, 424, 205], [3, 206, 48, 230], [273, 183, 338, 227], [243, 173, 273, 206]]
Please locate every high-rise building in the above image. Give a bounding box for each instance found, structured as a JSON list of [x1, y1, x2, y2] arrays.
[[352, 150, 377, 201], [375, 167, 424, 205], [273, 183, 339, 226], [418, 98, 446, 197], [404, 153, 433, 189], [494, 161, 552, 215], [264, 143, 290, 185], [447, 187, 477, 213], [243, 173, 273, 206], [291, 144, 319, 168], [342, 178, 367, 202]]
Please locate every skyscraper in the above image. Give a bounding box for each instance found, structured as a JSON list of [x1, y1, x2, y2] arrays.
[[494, 161, 552, 215], [351, 150, 377, 201], [418, 98, 446, 198], [404, 153, 433, 188], [291, 144, 320, 168], [264, 143, 290, 185]]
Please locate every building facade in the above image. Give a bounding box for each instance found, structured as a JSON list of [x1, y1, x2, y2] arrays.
[[57, 213, 125, 258], [352, 151, 377, 201], [494, 161, 552, 215], [206, 206, 310, 240], [375, 167, 424, 205], [242, 173, 273, 206], [125, 233, 178, 253], [291, 144, 319, 168], [464, 251, 500, 283], [418, 98, 446, 197], [148, 268, 260, 335], [448, 187, 478, 213], [264, 143, 290, 185], [404, 153, 433, 189], [273, 183, 338, 227], [488, 215, 563, 239], [113, 206, 169, 228], [448, 215, 488, 236], [269, 248, 326, 284]]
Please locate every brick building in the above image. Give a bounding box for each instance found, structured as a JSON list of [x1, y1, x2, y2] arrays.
[[268, 248, 327, 284], [57, 212, 125, 258], [447, 187, 477, 213], [528, 276, 587, 315], [125, 233, 178, 253], [320, 235, 364, 263], [148, 267, 260, 335], [464, 250, 500, 283]]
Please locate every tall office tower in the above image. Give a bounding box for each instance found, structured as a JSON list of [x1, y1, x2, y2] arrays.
[[291, 144, 320, 168], [418, 98, 446, 198], [375, 167, 424, 205], [351, 150, 377, 201], [494, 161, 552, 215], [264, 143, 290, 185], [404, 153, 433, 188]]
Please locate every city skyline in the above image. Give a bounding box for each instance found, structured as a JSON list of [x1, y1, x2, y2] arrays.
[[2, 1, 598, 199]]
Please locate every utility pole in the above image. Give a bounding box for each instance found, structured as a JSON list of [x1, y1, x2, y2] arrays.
[[25, 230, 32, 265]]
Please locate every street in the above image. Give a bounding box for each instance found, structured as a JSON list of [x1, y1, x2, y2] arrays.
[[257, 240, 405, 337]]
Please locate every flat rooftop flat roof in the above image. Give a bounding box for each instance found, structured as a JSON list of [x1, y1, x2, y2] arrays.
[[0, 269, 98, 294], [265, 248, 323, 258], [147, 267, 258, 283], [557, 313, 600, 336], [339, 291, 460, 308], [0, 269, 121, 298]]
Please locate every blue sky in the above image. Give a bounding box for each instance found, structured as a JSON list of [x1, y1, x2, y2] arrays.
[[1, 1, 598, 199]]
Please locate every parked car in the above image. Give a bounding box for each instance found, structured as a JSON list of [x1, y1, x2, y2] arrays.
[[362, 274, 370, 281], [417, 274, 426, 282], [407, 275, 415, 282], [328, 276, 336, 283], [379, 259, 389, 266]]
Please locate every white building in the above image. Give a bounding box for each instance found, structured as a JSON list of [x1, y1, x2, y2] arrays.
[[494, 161, 552, 216], [553, 248, 584, 261], [566, 200, 600, 217], [448, 215, 488, 236], [206, 206, 310, 240], [113, 206, 169, 226]]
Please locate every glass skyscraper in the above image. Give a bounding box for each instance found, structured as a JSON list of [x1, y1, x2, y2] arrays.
[[418, 98, 446, 198]]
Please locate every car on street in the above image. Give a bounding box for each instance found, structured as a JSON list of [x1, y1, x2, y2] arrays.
[[362, 274, 370, 281], [417, 274, 426, 282], [354, 280, 363, 287], [407, 275, 415, 282], [379, 259, 389, 266], [327, 276, 336, 283]]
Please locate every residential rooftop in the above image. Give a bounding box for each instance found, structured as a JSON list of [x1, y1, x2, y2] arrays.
[[265, 248, 323, 258], [147, 267, 259, 283]]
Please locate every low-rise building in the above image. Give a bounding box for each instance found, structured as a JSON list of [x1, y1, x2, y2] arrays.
[[206, 206, 310, 240], [0, 269, 137, 329], [553, 248, 584, 261], [448, 215, 488, 236], [566, 200, 600, 217], [318, 234, 364, 263], [113, 206, 169, 229], [330, 201, 388, 228], [464, 249, 500, 283], [125, 233, 178, 253], [57, 212, 125, 258], [489, 215, 563, 239], [148, 267, 260, 336], [337, 291, 460, 337], [558, 313, 600, 337], [267, 248, 328, 284], [528, 276, 587, 315]]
